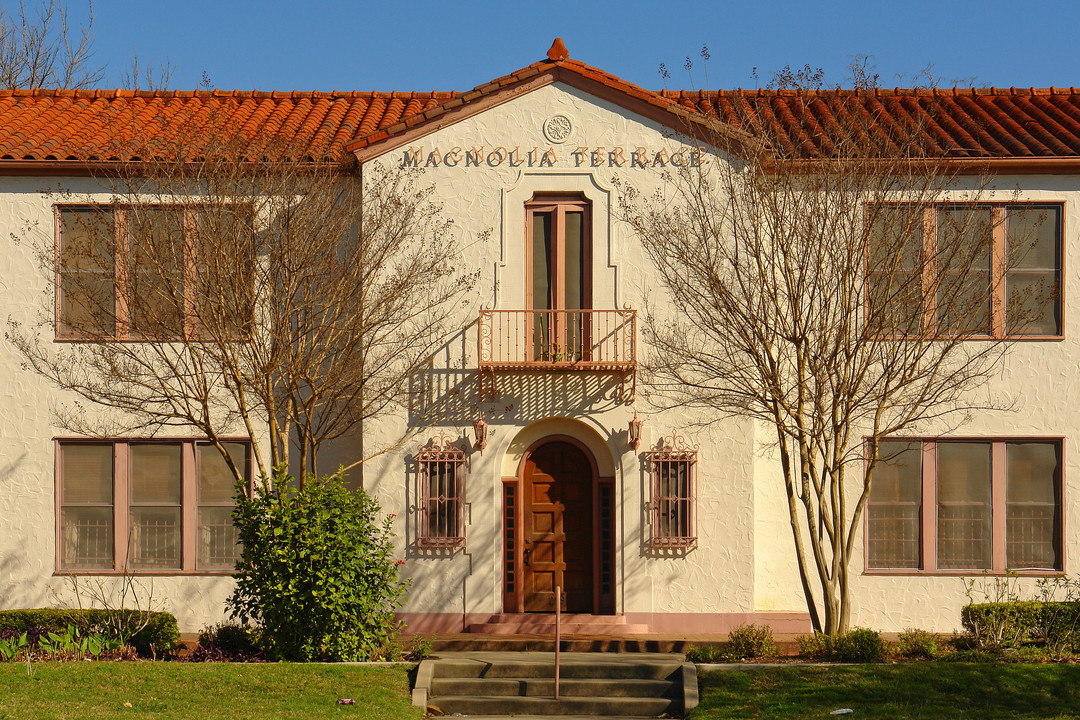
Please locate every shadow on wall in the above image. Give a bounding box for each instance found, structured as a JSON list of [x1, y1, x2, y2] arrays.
[[0, 450, 55, 608]]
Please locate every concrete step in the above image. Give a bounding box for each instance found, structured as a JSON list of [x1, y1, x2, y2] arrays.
[[429, 677, 679, 698], [469, 621, 652, 634], [428, 695, 678, 717], [430, 636, 692, 653], [432, 658, 684, 680]]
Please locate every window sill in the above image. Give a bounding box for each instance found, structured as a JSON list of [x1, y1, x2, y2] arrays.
[[863, 568, 1064, 577], [55, 570, 236, 577]]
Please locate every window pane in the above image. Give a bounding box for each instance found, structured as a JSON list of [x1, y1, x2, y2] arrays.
[[198, 506, 239, 569], [424, 461, 458, 539], [1007, 270, 1060, 335], [198, 442, 246, 504], [563, 211, 584, 311], [937, 207, 991, 335], [130, 507, 181, 569], [128, 207, 185, 335], [130, 444, 182, 504], [59, 208, 115, 336], [60, 208, 114, 272], [61, 444, 113, 504], [937, 442, 992, 570], [195, 207, 254, 336], [868, 441, 922, 569], [60, 506, 113, 569], [1006, 442, 1061, 570], [531, 211, 552, 359], [1007, 206, 1060, 269]]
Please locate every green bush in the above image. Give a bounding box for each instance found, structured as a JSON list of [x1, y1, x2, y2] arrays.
[[726, 623, 777, 659], [685, 644, 724, 663], [228, 469, 409, 662], [0, 609, 178, 657], [797, 628, 885, 662], [897, 628, 941, 659], [962, 601, 1080, 652]]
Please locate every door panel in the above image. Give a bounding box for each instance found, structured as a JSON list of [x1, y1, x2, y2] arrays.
[[522, 441, 593, 613]]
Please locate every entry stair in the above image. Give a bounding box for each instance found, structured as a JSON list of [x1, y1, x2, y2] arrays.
[[413, 651, 697, 718], [468, 613, 651, 634]]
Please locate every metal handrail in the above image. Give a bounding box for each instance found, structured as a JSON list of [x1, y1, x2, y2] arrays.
[[554, 585, 561, 700], [478, 309, 636, 368]]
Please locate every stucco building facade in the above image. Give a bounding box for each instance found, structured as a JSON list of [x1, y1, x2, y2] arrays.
[[1, 41, 1077, 634]]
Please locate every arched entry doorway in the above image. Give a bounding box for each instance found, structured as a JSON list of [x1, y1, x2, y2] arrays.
[[505, 434, 614, 614]]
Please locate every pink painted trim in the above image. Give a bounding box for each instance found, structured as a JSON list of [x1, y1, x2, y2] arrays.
[[924, 441, 937, 572], [624, 612, 813, 634], [397, 613, 491, 634], [992, 442, 1008, 570], [395, 612, 814, 635]]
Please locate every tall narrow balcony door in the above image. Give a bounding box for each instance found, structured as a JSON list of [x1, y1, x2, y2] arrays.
[[527, 196, 592, 362]]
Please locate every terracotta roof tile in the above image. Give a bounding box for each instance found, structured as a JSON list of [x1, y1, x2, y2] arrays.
[[3, 50, 1080, 166]]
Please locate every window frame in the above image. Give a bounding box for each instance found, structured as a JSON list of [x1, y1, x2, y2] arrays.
[[865, 202, 1064, 340], [646, 431, 698, 550], [863, 436, 1066, 576], [416, 434, 467, 549], [54, 203, 254, 342], [54, 437, 252, 575]]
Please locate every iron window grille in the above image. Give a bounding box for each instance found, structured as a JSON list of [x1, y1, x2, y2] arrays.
[[418, 434, 466, 549], [648, 431, 698, 549]]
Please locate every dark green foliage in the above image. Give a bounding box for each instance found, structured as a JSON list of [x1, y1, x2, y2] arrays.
[[726, 623, 778, 659], [0, 608, 178, 656], [798, 628, 885, 662], [962, 601, 1080, 654], [188, 623, 264, 662], [896, 628, 941, 659], [685, 644, 725, 663], [228, 469, 408, 662]]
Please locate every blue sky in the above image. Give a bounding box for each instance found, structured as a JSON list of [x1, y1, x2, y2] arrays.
[[80, 0, 1080, 92]]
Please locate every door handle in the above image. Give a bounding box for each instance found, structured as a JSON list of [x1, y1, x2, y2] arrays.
[[524, 547, 531, 566]]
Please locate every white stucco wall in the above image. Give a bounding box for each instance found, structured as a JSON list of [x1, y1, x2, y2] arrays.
[[3, 81, 1080, 635]]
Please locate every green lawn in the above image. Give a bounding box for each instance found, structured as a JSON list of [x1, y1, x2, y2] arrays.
[[0, 662, 420, 720], [693, 664, 1080, 719]]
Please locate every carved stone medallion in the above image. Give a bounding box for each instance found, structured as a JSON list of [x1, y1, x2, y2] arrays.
[[543, 114, 573, 144]]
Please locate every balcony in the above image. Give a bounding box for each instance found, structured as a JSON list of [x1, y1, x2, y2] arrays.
[[478, 309, 637, 399]]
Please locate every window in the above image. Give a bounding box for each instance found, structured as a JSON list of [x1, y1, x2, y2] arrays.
[[57, 439, 249, 572], [417, 435, 466, 548], [647, 432, 697, 549], [57, 205, 253, 339], [867, 439, 1062, 573], [868, 204, 1062, 337], [526, 195, 592, 361]]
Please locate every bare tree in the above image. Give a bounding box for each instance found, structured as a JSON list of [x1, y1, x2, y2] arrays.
[[8, 123, 475, 487], [619, 81, 1052, 633], [0, 0, 102, 89]]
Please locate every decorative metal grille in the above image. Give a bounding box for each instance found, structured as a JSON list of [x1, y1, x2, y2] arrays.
[[417, 434, 466, 549], [648, 431, 698, 549]]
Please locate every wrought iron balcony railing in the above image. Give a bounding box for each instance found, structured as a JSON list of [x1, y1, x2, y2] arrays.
[[478, 309, 636, 370]]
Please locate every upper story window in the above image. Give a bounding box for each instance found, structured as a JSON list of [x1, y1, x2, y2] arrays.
[[867, 438, 1063, 573], [57, 205, 253, 340], [867, 204, 1062, 338], [526, 195, 592, 361], [58, 439, 249, 573]]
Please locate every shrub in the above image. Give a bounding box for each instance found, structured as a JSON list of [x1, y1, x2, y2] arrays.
[[897, 628, 940, 659], [188, 623, 264, 662], [726, 624, 777, 659], [228, 469, 409, 662], [961, 601, 1041, 649], [0, 609, 178, 657], [685, 644, 724, 663], [797, 628, 885, 662]]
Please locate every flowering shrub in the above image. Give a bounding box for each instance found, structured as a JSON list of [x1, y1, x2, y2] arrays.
[[228, 469, 408, 661]]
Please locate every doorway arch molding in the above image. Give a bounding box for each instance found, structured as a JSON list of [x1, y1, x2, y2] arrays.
[[500, 416, 617, 614]]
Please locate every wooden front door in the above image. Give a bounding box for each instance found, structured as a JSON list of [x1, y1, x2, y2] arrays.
[[522, 441, 593, 613]]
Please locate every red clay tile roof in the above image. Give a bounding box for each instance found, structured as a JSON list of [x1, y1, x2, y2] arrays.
[[0, 88, 456, 163], [2, 52, 1080, 167], [664, 87, 1080, 160]]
